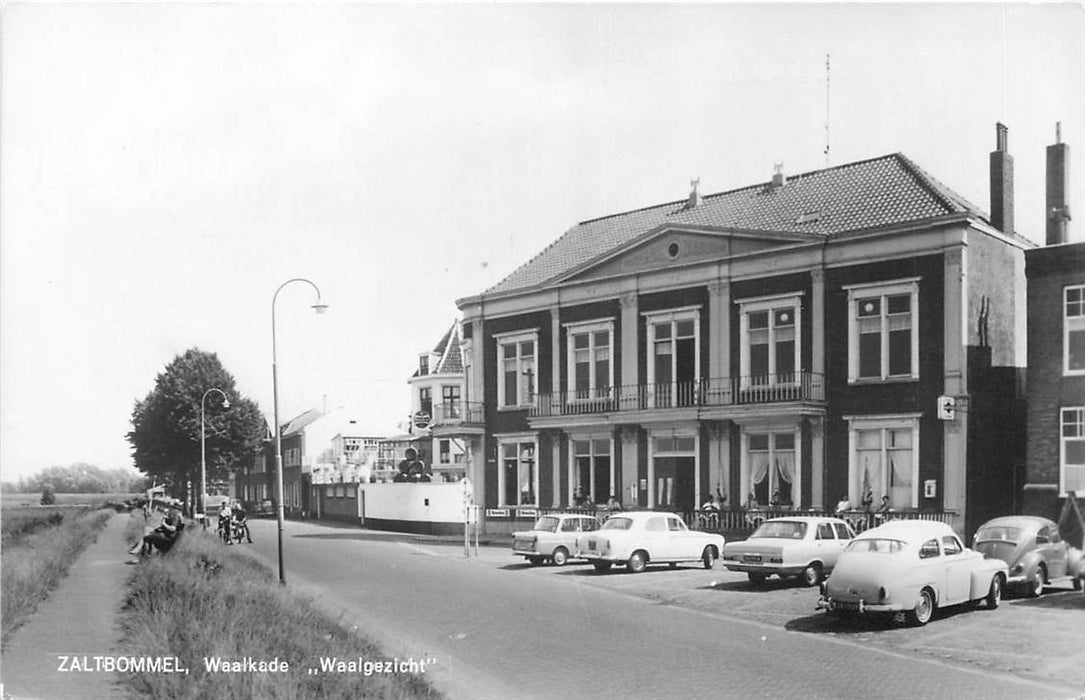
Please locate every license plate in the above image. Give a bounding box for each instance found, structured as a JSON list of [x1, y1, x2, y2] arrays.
[[588, 541, 596, 551], [743, 554, 762, 563]]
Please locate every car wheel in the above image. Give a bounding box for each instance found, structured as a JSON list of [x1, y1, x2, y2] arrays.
[[905, 588, 935, 626], [702, 546, 717, 570], [1026, 566, 1045, 598], [627, 550, 647, 574], [551, 547, 569, 567], [748, 572, 768, 586], [801, 563, 822, 587], [985, 574, 1003, 609], [1074, 577, 1083, 592], [592, 562, 612, 573], [527, 556, 544, 566]]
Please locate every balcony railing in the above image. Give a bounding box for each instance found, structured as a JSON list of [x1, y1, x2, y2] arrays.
[[431, 401, 485, 426], [530, 372, 824, 417]]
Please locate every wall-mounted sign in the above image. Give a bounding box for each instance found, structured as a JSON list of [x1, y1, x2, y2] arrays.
[[924, 479, 937, 498], [485, 508, 510, 518], [937, 396, 956, 421], [412, 411, 431, 429], [516, 508, 538, 518]]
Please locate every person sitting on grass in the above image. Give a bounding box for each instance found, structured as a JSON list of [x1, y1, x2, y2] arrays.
[[128, 508, 182, 560]]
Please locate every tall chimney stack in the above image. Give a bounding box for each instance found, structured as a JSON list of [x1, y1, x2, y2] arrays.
[[989, 122, 1014, 234], [1046, 122, 1071, 245]]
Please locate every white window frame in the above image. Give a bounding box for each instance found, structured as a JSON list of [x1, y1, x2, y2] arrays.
[[495, 329, 539, 410], [845, 414, 921, 509], [736, 292, 804, 388], [567, 433, 615, 506], [737, 421, 802, 509], [1061, 407, 1085, 497], [644, 306, 701, 408], [845, 278, 920, 383], [564, 319, 615, 400], [1065, 285, 1085, 376], [496, 434, 539, 507]]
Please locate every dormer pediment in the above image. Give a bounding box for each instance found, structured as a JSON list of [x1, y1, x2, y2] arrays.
[[558, 226, 815, 284]]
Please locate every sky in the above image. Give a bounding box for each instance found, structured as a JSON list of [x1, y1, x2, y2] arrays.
[[2, 3, 1083, 483]]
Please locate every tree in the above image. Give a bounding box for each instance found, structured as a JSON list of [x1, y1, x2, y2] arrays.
[[127, 348, 266, 512]]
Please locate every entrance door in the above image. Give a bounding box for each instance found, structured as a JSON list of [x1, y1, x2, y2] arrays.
[[655, 456, 695, 512]]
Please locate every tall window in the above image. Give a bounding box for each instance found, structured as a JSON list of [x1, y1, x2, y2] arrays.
[[745, 432, 796, 506], [846, 279, 920, 382], [848, 416, 919, 509], [738, 293, 802, 385], [571, 437, 612, 505], [566, 320, 614, 400], [1062, 408, 1085, 495], [645, 308, 700, 407], [1065, 286, 1085, 374], [442, 385, 461, 417], [439, 439, 451, 464], [419, 387, 432, 417], [496, 331, 537, 408], [499, 439, 537, 506]]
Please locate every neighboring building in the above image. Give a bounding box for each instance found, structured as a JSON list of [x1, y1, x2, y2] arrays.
[[457, 125, 1033, 537], [1024, 128, 1082, 520], [399, 321, 480, 483]]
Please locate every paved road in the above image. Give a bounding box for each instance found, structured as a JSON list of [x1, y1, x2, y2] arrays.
[[241, 519, 1083, 700]]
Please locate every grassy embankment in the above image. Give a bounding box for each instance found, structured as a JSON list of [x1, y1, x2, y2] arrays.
[[118, 515, 443, 699], [1, 505, 113, 645]]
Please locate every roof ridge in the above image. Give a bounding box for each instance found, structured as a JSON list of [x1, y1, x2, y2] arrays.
[[894, 152, 987, 219]]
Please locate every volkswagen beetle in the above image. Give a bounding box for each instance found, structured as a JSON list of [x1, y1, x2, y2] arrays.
[[973, 515, 1078, 596]]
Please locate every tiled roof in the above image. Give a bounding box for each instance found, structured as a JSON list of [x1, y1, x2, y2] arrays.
[[280, 408, 323, 437], [411, 322, 464, 377], [485, 153, 988, 295]]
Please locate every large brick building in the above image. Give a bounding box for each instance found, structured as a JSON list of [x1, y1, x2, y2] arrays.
[[456, 126, 1032, 537], [1024, 129, 1082, 518]]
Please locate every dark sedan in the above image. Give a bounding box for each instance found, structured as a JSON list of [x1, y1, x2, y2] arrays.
[[973, 515, 1080, 596]]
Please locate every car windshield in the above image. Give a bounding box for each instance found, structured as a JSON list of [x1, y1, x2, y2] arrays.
[[975, 526, 1021, 544], [532, 516, 560, 533], [601, 517, 633, 531], [751, 521, 807, 539], [846, 538, 905, 554]]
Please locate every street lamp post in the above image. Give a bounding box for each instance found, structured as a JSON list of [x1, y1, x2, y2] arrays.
[[272, 278, 328, 584], [200, 388, 230, 525]]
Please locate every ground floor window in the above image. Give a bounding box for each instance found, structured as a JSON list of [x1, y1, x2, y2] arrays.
[[745, 432, 796, 507], [847, 416, 919, 509], [570, 437, 612, 506], [1062, 407, 1085, 495], [499, 438, 538, 506]]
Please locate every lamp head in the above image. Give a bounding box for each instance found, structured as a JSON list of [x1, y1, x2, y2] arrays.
[[222, 398, 231, 409], [312, 300, 329, 314]]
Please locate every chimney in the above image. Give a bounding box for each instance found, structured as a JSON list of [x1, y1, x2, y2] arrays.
[[686, 178, 702, 209], [989, 122, 1014, 233], [1046, 122, 1071, 245], [771, 162, 787, 189]]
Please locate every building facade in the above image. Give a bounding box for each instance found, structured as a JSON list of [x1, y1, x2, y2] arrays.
[[458, 134, 1031, 537]]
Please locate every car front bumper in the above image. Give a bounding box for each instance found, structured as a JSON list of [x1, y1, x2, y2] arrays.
[[816, 596, 902, 614]]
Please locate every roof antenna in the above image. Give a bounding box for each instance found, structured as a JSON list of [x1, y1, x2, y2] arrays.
[[823, 53, 831, 167]]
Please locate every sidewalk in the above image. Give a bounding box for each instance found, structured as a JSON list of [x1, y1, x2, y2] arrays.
[[2, 514, 131, 700]]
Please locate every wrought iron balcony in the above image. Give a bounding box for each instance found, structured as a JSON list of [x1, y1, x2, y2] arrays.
[[530, 372, 824, 417], [431, 400, 486, 426]]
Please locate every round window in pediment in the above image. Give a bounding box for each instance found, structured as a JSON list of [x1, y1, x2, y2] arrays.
[[667, 242, 680, 259]]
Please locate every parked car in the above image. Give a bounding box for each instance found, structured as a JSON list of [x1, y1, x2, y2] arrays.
[[512, 513, 601, 566], [817, 519, 1007, 626], [244, 499, 275, 517], [578, 511, 726, 573], [973, 515, 1079, 596], [721, 516, 856, 586]]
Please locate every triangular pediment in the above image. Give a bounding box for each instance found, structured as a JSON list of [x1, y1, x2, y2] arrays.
[[559, 226, 814, 284]]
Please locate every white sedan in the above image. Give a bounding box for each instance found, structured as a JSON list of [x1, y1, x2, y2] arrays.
[[722, 516, 856, 586], [579, 511, 726, 573]]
